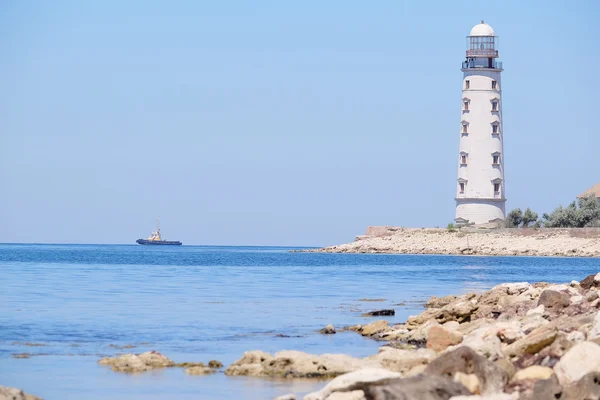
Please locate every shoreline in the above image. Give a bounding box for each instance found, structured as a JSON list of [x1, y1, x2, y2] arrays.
[[302, 227, 600, 258], [225, 271, 600, 399]]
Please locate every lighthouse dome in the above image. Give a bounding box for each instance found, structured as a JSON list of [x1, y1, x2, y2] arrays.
[[470, 21, 495, 36]]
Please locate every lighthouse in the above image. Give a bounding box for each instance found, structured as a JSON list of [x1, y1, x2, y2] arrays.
[[455, 21, 506, 226]]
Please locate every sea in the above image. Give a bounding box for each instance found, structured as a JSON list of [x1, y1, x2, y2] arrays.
[[1, 244, 599, 400]]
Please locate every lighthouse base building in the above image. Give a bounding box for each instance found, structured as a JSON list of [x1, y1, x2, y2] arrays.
[[455, 21, 506, 226]]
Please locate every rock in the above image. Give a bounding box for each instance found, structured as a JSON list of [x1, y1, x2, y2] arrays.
[[588, 311, 600, 339], [512, 366, 554, 382], [185, 366, 215, 375], [492, 282, 532, 295], [563, 371, 600, 400], [453, 325, 503, 361], [454, 372, 481, 394], [225, 350, 379, 378], [175, 362, 206, 368], [504, 326, 557, 358], [0, 386, 42, 400], [537, 290, 570, 310], [274, 394, 296, 400], [522, 375, 563, 400], [425, 347, 508, 395], [580, 273, 600, 290], [427, 325, 464, 353], [495, 358, 515, 380], [405, 320, 441, 343], [404, 364, 427, 377], [303, 368, 400, 400], [449, 395, 516, 400], [554, 341, 600, 385], [359, 320, 389, 336], [325, 391, 365, 400], [320, 324, 336, 334], [518, 314, 549, 333], [98, 351, 175, 372], [586, 290, 599, 302], [426, 295, 457, 308], [368, 347, 436, 374], [208, 360, 223, 368], [570, 295, 584, 304], [566, 331, 585, 343], [362, 309, 395, 317], [443, 321, 460, 331], [526, 305, 545, 316], [349, 374, 470, 400]]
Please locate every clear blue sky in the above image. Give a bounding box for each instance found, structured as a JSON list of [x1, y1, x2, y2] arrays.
[[1, 1, 598, 246]]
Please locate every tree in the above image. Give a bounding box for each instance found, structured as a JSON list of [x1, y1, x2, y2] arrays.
[[522, 208, 539, 228], [505, 208, 523, 228], [543, 195, 600, 228]]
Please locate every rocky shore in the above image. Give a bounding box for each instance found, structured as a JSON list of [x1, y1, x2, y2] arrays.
[[305, 227, 600, 257], [229, 272, 600, 399]]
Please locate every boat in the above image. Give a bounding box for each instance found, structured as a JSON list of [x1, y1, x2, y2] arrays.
[[136, 219, 182, 246]]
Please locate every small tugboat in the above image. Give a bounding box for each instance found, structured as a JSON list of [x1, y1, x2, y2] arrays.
[[136, 219, 182, 246]]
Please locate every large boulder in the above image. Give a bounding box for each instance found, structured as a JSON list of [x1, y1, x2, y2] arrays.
[[98, 351, 175, 372], [425, 347, 508, 395], [579, 273, 600, 290], [563, 371, 600, 400], [553, 341, 600, 385], [348, 374, 470, 400], [0, 386, 41, 400], [303, 368, 401, 400], [537, 290, 570, 310]]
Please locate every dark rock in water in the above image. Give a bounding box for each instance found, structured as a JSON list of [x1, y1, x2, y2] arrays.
[[362, 309, 395, 317], [425, 346, 508, 395], [208, 360, 223, 368], [319, 324, 336, 334], [538, 290, 570, 310], [349, 374, 470, 400]]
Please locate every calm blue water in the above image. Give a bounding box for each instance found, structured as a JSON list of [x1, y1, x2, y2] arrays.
[[1, 244, 599, 400]]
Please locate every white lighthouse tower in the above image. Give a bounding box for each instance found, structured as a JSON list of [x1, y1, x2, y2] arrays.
[[455, 21, 506, 226]]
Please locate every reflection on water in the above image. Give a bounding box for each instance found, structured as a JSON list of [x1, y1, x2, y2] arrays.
[[0, 245, 598, 399]]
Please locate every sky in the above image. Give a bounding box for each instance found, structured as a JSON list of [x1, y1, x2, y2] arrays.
[[1, 0, 599, 246]]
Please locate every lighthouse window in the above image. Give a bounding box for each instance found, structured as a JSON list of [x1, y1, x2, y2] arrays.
[[465, 80, 470, 89], [459, 183, 465, 193], [491, 101, 498, 111], [462, 123, 468, 134], [493, 155, 500, 165], [492, 80, 497, 89], [492, 124, 499, 134], [463, 100, 469, 111], [461, 155, 467, 165], [494, 183, 500, 193]]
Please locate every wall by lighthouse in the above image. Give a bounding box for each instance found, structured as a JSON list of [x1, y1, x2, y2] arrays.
[[455, 27, 506, 225]]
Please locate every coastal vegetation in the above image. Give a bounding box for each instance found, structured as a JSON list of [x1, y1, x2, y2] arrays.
[[506, 194, 600, 229]]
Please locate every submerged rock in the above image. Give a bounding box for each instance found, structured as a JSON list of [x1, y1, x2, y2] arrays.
[[208, 360, 223, 368], [184, 366, 215, 375], [98, 350, 175, 372], [224, 350, 379, 379], [362, 309, 395, 317], [320, 324, 336, 334]]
